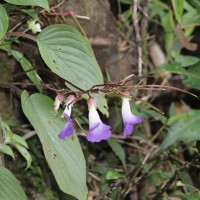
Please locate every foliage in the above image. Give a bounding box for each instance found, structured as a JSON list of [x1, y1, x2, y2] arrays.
[[0, 167, 27, 200], [36, 24, 108, 115], [21, 91, 87, 200], [0, 5, 8, 40]]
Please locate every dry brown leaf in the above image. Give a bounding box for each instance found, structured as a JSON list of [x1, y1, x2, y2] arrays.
[[176, 24, 198, 51]]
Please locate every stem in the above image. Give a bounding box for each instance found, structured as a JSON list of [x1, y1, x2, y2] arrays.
[[132, 0, 143, 76], [7, 32, 36, 42], [137, 85, 198, 98], [0, 117, 5, 167], [140, 0, 149, 75], [0, 153, 5, 168], [71, 14, 87, 38], [132, 96, 164, 114]]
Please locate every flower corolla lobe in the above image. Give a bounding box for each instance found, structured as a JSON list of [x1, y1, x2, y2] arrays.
[[87, 97, 111, 142], [58, 95, 76, 139]]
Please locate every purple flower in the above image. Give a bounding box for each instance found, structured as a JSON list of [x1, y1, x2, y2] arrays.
[[58, 95, 76, 139], [121, 97, 143, 138], [58, 113, 74, 139], [87, 97, 111, 142]]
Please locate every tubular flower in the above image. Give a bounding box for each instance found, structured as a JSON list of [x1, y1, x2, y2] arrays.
[[58, 95, 76, 139], [87, 97, 111, 142], [54, 94, 64, 114], [121, 97, 144, 138]]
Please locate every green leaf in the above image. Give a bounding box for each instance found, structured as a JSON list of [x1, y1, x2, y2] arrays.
[[120, 0, 132, 4], [181, 9, 200, 28], [189, 0, 200, 12], [173, 191, 188, 199], [181, 1, 200, 37], [150, 0, 170, 12], [171, 0, 183, 22], [167, 112, 190, 126], [184, 26, 195, 37], [0, 41, 11, 52], [10, 50, 42, 92], [21, 91, 87, 200], [148, 169, 171, 186], [91, 164, 113, 175], [0, 118, 31, 167], [159, 10, 176, 52], [169, 102, 177, 117], [4, 0, 50, 12], [21, 9, 39, 19], [0, 144, 15, 159], [151, 63, 184, 74], [0, 167, 27, 200], [107, 139, 127, 171], [14, 143, 32, 169], [36, 24, 108, 116], [188, 192, 200, 200], [174, 55, 200, 67], [12, 134, 28, 148], [160, 110, 200, 151], [0, 5, 9, 41], [182, 64, 200, 89], [144, 109, 167, 124], [106, 171, 125, 180], [0, 118, 13, 139], [152, 63, 200, 90]]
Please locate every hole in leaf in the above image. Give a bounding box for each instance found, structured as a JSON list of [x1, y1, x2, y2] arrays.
[[52, 153, 57, 160]]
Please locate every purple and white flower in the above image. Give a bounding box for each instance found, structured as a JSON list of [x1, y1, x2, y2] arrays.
[[87, 97, 111, 142], [54, 94, 64, 114], [121, 97, 144, 138], [58, 95, 76, 139]]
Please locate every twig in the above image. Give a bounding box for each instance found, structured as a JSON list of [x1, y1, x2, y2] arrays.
[[153, 165, 187, 199], [115, 139, 150, 155], [23, 131, 37, 140], [0, 117, 5, 167], [0, 83, 22, 96], [111, 134, 155, 147], [7, 32, 36, 42], [88, 172, 101, 182], [51, 0, 65, 10], [94, 179, 126, 200], [138, 5, 149, 20], [9, 21, 23, 33], [132, 0, 143, 76], [153, 154, 200, 199], [139, 0, 149, 71]]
